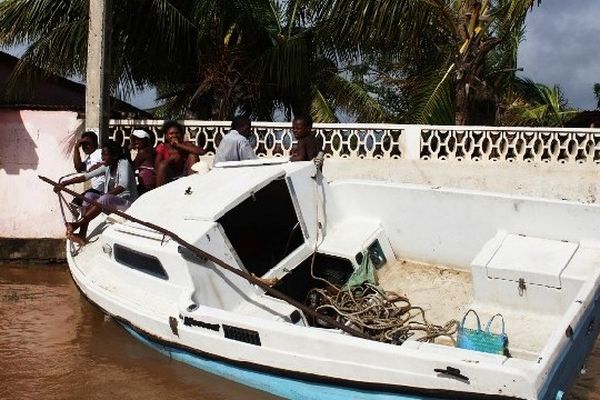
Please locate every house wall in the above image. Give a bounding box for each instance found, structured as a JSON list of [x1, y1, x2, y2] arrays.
[[0, 109, 81, 260]]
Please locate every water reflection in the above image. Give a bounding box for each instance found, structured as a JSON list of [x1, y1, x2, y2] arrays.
[[0, 265, 278, 400]]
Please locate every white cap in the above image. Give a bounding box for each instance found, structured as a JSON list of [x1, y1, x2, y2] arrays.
[[132, 129, 150, 139]]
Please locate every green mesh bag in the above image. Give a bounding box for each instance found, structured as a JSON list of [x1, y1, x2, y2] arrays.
[[343, 251, 377, 289], [457, 309, 508, 355]]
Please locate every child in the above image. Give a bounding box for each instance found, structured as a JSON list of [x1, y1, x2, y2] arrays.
[[57, 141, 138, 246], [130, 129, 156, 194]]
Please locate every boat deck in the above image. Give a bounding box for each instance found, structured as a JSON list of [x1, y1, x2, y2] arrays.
[[74, 220, 561, 361], [378, 259, 560, 360]]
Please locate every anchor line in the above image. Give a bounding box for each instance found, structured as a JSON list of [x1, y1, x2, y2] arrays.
[[39, 175, 370, 340]]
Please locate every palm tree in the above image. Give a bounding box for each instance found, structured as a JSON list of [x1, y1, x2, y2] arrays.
[[312, 0, 542, 125], [0, 0, 198, 102], [594, 83, 600, 110], [499, 78, 577, 127], [0, 0, 388, 122]]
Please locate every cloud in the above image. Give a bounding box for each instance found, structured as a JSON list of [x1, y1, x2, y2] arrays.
[[518, 0, 600, 110]]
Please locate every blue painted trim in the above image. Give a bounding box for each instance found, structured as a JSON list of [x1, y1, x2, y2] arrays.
[[119, 323, 442, 400], [538, 295, 600, 400]]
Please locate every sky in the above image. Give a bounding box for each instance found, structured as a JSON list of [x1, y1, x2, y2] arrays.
[[517, 0, 600, 110]]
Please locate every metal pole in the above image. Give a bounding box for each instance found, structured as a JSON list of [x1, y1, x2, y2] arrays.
[[85, 0, 111, 142]]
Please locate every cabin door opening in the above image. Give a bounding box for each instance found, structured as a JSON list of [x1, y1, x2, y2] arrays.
[[218, 178, 305, 276]]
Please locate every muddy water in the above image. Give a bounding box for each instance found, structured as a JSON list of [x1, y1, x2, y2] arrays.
[[1, 264, 599, 400], [0, 265, 278, 400]]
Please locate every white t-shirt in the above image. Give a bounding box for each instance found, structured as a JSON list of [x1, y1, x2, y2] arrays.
[[84, 149, 105, 191], [84, 159, 138, 201], [214, 130, 257, 163]]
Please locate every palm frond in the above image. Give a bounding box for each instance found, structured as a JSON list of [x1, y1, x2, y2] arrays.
[[414, 64, 455, 124], [321, 72, 390, 123], [310, 85, 336, 122]]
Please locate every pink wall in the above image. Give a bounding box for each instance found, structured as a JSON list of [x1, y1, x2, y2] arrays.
[[0, 110, 81, 238]]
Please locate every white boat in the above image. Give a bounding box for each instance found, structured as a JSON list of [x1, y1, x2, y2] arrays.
[[61, 159, 600, 400]]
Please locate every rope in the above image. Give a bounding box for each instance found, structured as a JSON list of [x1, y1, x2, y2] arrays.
[[307, 164, 457, 345], [306, 283, 459, 345]]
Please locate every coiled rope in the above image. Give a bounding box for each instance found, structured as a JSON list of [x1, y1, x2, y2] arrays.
[[306, 283, 458, 345]]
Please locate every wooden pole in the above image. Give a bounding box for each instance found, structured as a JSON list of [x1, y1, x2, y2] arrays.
[[39, 175, 369, 340]]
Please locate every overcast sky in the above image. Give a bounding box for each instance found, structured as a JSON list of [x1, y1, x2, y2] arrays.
[[518, 0, 600, 110]]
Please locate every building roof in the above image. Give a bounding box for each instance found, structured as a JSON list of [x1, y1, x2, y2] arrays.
[[564, 110, 600, 128], [0, 51, 151, 117]]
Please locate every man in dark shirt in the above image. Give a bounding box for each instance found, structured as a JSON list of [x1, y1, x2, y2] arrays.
[[290, 115, 321, 161]]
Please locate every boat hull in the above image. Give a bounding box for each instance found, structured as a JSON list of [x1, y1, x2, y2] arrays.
[[119, 322, 442, 400], [65, 228, 600, 400], [64, 168, 600, 400]]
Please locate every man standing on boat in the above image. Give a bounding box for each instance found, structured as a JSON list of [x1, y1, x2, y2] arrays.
[[214, 116, 257, 163], [290, 115, 321, 161]]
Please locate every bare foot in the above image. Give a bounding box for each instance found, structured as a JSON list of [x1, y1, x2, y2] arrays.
[[65, 222, 80, 236], [67, 232, 87, 246]]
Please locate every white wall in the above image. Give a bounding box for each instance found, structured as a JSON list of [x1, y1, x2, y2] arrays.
[[323, 159, 600, 203], [0, 110, 81, 238]]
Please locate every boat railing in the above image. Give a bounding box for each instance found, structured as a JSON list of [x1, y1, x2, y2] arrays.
[[109, 120, 600, 164]]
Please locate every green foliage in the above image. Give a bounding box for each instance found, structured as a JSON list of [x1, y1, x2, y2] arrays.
[[499, 77, 577, 127], [414, 63, 456, 125], [0, 0, 547, 124], [0, 0, 389, 122], [312, 0, 542, 124]]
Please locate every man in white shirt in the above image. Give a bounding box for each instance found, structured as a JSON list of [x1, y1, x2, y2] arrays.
[[214, 116, 257, 164], [73, 131, 104, 192]]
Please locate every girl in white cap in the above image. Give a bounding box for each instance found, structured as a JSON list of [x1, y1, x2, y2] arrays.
[[131, 129, 156, 193]]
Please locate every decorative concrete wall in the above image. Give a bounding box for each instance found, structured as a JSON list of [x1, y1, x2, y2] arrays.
[[109, 120, 600, 163], [0, 110, 80, 245], [111, 120, 600, 203]]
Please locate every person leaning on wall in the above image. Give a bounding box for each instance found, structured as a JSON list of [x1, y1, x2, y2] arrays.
[[155, 121, 206, 187]]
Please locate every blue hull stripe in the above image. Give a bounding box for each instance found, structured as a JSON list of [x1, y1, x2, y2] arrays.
[[120, 323, 442, 400]]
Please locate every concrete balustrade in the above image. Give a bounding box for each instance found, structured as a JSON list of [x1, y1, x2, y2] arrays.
[[111, 119, 600, 202], [109, 120, 600, 163]]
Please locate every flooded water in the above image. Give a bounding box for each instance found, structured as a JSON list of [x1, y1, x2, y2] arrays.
[[1, 264, 600, 400], [0, 264, 278, 400]]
